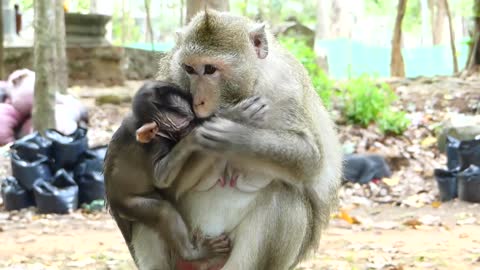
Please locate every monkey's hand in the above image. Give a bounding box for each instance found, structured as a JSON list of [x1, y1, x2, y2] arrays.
[[218, 96, 269, 125], [194, 117, 251, 153]]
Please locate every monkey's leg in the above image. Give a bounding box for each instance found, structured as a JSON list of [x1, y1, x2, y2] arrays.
[[131, 223, 174, 270], [221, 183, 310, 270]]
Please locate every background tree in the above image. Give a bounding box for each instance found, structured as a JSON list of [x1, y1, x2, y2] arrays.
[[33, 0, 58, 133], [315, 0, 330, 41], [428, 0, 446, 45], [391, 0, 407, 77], [144, 0, 154, 51], [186, 0, 230, 23], [56, 0, 68, 93], [444, 0, 458, 73], [466, 0, 480, 70]]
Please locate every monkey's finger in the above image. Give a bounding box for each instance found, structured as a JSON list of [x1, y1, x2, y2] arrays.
[[239, 96, 261, 110]]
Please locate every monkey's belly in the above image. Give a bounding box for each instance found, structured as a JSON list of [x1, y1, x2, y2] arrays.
[[178, 184, 259, 236]]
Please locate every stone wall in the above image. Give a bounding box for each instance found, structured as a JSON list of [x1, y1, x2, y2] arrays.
[[3, 46, 162, 86]]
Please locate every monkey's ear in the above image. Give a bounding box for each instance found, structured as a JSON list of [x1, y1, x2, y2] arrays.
[[175, 29, 184, 44], [249, 23, 268, 59]]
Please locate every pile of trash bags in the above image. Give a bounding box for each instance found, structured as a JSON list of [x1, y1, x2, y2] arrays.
[[1, 128, 107, 213], [434, 136, 480, 202], [0, 69, 89, 146]]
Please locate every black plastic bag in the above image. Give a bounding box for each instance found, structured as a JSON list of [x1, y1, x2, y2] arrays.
[[10, 153, 52, 190], [458, 138, 480, 171], [457, 165, 480, 203], [45, 128, 88, 170], [1, 177, 35, 211], [88, 145, 107, 162], [434, 169, 457, 202], [343, 154, 392, 184], [11, 132, 53, 161], [33, 169, 79, 214], [446, 136, 461, 171], [74, 151, 105, 204]]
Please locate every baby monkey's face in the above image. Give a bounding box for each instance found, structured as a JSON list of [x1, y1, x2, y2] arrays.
[[134, 82, 196, 144]]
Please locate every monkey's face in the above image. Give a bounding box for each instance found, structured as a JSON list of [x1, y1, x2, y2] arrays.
[[174, 11, 269, 119]]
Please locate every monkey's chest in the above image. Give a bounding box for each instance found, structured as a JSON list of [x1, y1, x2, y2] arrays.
[[178, 185, 258, 237]]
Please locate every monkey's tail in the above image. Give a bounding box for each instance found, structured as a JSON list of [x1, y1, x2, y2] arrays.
[[295, 186, 324, 265]]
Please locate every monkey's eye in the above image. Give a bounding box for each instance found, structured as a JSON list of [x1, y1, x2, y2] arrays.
[[183, 64, 196, 75], [204, 65, 217, 75]]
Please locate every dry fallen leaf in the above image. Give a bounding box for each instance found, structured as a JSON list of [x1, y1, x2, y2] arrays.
[[403, 219, 423, 229], [431, 201, 441, 208], [383, 177, 400, 187], [334, 210, 361, 225], [420, 136, 437, 148]]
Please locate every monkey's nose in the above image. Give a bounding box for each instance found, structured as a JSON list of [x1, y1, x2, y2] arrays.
[[194, 101, 205, 107]]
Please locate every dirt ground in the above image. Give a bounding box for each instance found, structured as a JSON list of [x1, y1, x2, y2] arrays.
[[0, 79, 479, 270], [0, 203, 478, 270]]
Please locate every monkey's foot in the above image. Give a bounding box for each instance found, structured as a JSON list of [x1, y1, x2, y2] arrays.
[[229, 175, 239, 188], [217, 177, 226, 187], [206, 234, 230, 255]]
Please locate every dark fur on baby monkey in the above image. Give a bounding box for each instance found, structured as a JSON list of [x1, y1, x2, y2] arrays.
[[104, 81, 230, 266]]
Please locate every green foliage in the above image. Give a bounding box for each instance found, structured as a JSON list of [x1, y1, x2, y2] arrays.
[[279, 37, 334, 109], [111, 2, 142, 45], [341, 75, 410, 135], [377, 109, 410, 135]]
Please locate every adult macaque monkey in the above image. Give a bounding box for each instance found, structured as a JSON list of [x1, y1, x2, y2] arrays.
[[135, 10, 342, 270]]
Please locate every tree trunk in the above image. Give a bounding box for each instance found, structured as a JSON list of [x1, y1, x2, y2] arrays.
[[420, 0, 431, 45], [329, 0, 352, 39], [186, 0, 229, 23], [180, 0, 184, 26], [144, 0, 154, 51], [390, 0, 407, 77], [121, 0, 126, 45], [0, 0, 4, 80], [315, 0, 330, 41], [443, 0, 458, 73], [466, 0, 480, 71], [90, 0, 98, 13], [430, 0, 446, 45], [33, 0, 57, 133], [56, 0, 68, 93]]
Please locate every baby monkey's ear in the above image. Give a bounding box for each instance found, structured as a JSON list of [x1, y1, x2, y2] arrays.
[[136, 122, 158, 143]]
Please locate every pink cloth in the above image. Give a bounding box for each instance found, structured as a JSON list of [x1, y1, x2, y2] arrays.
[[0, 103, 21, 145]]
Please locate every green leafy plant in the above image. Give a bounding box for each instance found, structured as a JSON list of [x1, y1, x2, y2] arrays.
[[377, 109, 410, 135], [341, 75, 409, 135], [279, 37, 334, 109], [341, 75, 394, 126]]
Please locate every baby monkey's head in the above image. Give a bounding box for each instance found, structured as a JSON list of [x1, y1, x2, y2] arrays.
[[133, 81, 196, 143]]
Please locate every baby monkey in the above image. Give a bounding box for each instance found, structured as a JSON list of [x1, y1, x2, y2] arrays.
[[104, 81, 230, 264]]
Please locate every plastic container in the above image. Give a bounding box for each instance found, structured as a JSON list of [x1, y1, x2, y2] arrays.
[[10, 152, 52, 190], [434, 168, 457, 202], [74, 151, 105, 204], [11, 131, 53, 161], [33, 169, 79, 214], [1, 176, 35, 211], [457, 165, 480, 203], [446, 136, 461, 171], [458, 138, 480, 171], [44, 128, 88, 170]]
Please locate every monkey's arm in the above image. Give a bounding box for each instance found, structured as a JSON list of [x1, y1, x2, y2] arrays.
[[194, 117, 321, 184], [152, 133, 197, 189]]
